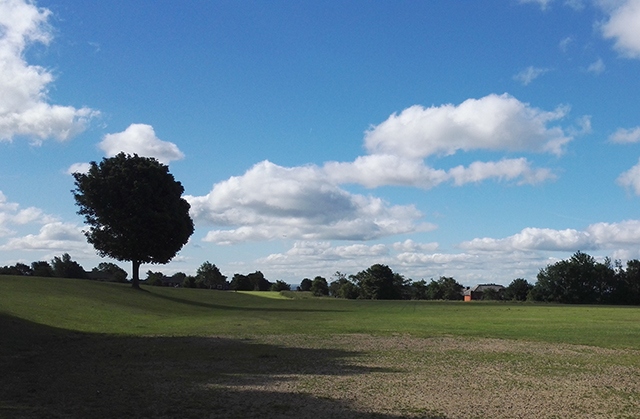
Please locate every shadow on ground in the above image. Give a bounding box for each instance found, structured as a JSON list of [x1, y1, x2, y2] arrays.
[[0, 313, 447, 419]]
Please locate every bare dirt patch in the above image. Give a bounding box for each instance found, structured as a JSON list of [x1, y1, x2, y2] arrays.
[[207, 334, 640, 418]]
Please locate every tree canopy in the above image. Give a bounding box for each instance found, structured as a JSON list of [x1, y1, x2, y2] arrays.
[[72, 153, 194, 288]]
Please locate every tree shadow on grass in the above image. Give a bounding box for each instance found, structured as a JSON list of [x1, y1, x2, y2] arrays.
[[0, 314, 447, 419], [146, 290, 347, 313]]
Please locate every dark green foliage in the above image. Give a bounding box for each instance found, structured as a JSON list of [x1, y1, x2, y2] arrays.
[[51, 253, 87, 279], [31, 261, 53, 277], [271, 280, 291, 292], [72, 153, 194, 289], [534, 252, 607, 304], [329, 272, 360, 299], [311, 276, 329, 296], [230, 271, 272, 291], [351, 264, 407, 300], [422, 277, 464, 300], [0, 263, 32, 276], [182, 275, 197, 288], [616, 260, 640, 305], [146, 271, 164, 286], [196, 261, 227, 289], [531, 251, 640, 304], [409, 280, 428, 300], [91, 262, 128, 282], [299, 278, 312, 292], [505, 278, 532, 301]]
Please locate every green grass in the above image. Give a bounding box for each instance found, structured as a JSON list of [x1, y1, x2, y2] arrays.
[[1, 275, 640, 348], [2, 276, 640, 418]]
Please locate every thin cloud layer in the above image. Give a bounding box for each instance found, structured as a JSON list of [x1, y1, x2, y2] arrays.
[[460, 221, 640, 252], [0, 190, 55, 236], [609, 126, 640, 144], [0, 221, 87, 252], [186, 160, 433, 244], [99, 124, 185, 164], [364, 94, 572, 158], [513, 66, 551, 85], [0, 0, 97, 143]]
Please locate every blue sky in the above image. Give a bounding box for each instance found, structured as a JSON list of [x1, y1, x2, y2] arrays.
[[2, 0, 640, 285]]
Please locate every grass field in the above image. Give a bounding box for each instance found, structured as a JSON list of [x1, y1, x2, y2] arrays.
[[2, 276, 640, 418]]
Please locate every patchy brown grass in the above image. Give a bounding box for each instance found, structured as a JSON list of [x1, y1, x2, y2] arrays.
[[3, 313, 639, 418]]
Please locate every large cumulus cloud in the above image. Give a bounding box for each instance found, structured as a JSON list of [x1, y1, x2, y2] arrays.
[[0, 0, 97, 143]]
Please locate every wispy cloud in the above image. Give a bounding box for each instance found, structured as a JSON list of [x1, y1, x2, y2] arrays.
[[586, 58, 606, 74], [513, 66, 551, 85], [609, 126, 640, 144]]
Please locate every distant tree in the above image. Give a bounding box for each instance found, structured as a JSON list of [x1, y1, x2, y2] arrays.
[[271, 280, 291, 292], [92, 262, 128, 282], [311, 276, 329, 296], [352, 264, 406, 300], [299, 278, 312, 292], [31, 261, 53, 277], [504, 278, 532, 301], [424, 277, 464, 300], [51, 253, 87, 279], [248, 271, 272, 291], [196, 261, 227, 289], [0, 263, 32, 276], [329, 272, 359, 299], [410, 280, 429, 300], [72, 153, 194, 289], [145, 271, 164, 286], [533, 251, 613, 304], [182, 275, 197, 288], [616, 259, 640, 305], [230, 273, 252, 291], [439, 277, 464, 300], [230, 271, 271, 291]]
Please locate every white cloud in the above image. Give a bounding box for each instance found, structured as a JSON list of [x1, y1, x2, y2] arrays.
[[0, 0, 97, 143], [1, 221, 87, 252], [66, 162, 91, 175], [448, 158, 556, 186], [392, 239, 439, 253], [324, 155, 448, 189], [460, 227, 593, 252], [99, 124, 185, 164], [364, 94, 572, 159], [617, 158, 640, 194], [186, 160, 433, 245], [460, 221, 640, 252], [609, 126, 640, 143], [601, 0, 640, 58], [0, 190, 56, 236], [586, 58, 606, 74], [513, 66, 551, 85]]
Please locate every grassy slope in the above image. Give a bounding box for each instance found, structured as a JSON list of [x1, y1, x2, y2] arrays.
[[2, 275, 640, 348], [2, 276, 640, 418]]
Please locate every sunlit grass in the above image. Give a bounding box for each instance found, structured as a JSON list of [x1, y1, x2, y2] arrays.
[[1, 275, 640, 348]]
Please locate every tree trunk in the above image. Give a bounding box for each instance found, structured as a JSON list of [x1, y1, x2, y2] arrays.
[[131, 260, 141, 289]]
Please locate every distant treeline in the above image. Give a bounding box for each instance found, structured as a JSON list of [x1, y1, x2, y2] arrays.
[[3, 251, 640, 305]]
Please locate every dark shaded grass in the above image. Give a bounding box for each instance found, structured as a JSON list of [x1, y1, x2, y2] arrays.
[[1, 313, 444, 419]]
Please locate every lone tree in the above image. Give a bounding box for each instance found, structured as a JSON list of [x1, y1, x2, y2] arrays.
[[72, 153, 194, 289]]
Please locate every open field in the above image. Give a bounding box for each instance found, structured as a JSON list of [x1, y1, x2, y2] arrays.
[[2, 276, 640, 418]]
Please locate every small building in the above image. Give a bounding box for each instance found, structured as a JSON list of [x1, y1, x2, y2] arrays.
[[463, 284, 505, 301]]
